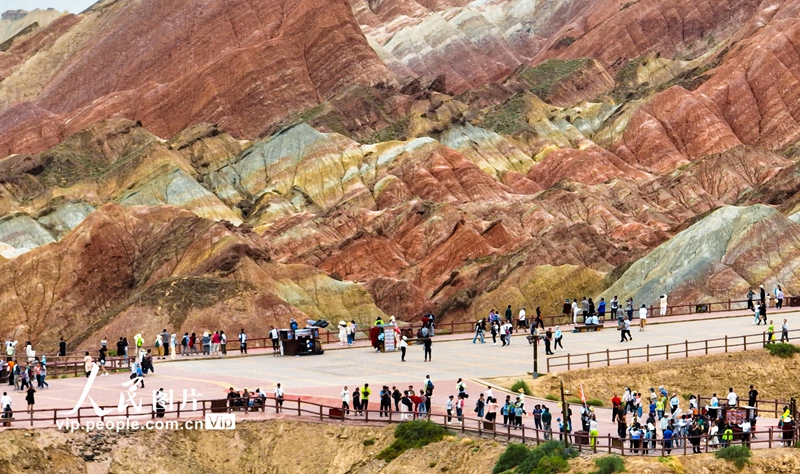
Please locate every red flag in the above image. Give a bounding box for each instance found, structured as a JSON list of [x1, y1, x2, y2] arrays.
[[579, 385, 587, 404]]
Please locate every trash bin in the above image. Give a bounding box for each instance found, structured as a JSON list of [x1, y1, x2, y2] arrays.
[[329, 408, 344, 419], [611, 437, 625, 448], [483, 421, 495, 431], [574, 430, 590, 445], [788, 296, 800, 307]]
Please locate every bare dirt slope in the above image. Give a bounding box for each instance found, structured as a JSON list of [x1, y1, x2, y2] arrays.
[[488, 349, 800, 405]]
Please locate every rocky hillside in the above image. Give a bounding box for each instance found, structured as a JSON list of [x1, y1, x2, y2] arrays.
[[2, 0, 800, 345], [1, 419, 799, 474]]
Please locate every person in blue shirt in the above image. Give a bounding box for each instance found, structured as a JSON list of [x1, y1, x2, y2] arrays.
[[598, 298, 606, 319], [289, 319, 298, 331], [663, 424, 674, 454]]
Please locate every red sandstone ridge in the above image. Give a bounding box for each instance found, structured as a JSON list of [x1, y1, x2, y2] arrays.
[[0, 0, 392, 157]]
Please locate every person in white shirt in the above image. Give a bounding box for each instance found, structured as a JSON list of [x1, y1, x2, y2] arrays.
[[572, 300, 580, 325], [446, 395, 454, 422], [740, 419, 752, 447], [82, 352, 93, 378], [423, 375, 434, 394], [274, 383, 284, 413], [399, 336, 408, 361], [485, 386, 493, 401], [341, 386, 350, 415], [710, 394, 719, 407], [659, 294, 668, 316], [0, 392, 11, 411], [777, 286, 785, 309], [589, 415, 599, 449], [727, 388, 738, 407], [518, 307, 527, 329], [638, 304, 648, 331]]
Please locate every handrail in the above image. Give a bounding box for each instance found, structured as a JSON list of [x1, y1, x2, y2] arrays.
[[18, 296, 795, 358], [2, 395, 798, 456], [547, 328, 800, 372]]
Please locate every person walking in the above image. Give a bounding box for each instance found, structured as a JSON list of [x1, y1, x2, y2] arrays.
[[220, 330, 227, 355], [544, 328, 554, 355], [620, 318, 632, 342], [638, 304, 647, 331], [781, 319, 789, 343], [660, 294, 668, 316], [777, 285, 785, 309], [97, 347, 109, 376], [238, 329, 247, 354], [25, 385, 36, 413], [747, 287, 755, 311], [423, 336, 432, 361], [154, 334, 164, 360], [83, 352, 93, 378], [572, 298, 580, 325], [475, 393, 485, 418], [518, 306, 527, 329], [399, 336, 408, 361], [581, 297, 589, 323], [748, 385, 758, 407], [169, 334, 177, 360], [490, 320, 499, 345], [58, 338, 67, 357], [456, 394, 465, 422], [553, 326, 563, 351], [767, 320, 775, 343], [505, 305, 513, 326], [472, 319, 485, 344]]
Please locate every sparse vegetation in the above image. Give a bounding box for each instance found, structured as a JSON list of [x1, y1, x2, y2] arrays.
[[517, 58, 591, 100], [376, 420, 448, 462], [481, 93, 532, 136], [591, 455, 626, 474], [586, 398, 604, 407], [363, 438, 375, 446], [766, 343, 800, 358], [511, 380, 533, 396], [363, 117, 411, 144], [545, 394, 559, 402], [494, 440, 578, 474], [714, 445, 751, 470], [552, 36, 576, 50]]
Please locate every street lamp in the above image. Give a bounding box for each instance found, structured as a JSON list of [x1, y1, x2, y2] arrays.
[[527, 331, 539, 379]]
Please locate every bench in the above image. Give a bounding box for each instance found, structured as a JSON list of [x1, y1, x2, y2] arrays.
[[573, 325, 603, 333]]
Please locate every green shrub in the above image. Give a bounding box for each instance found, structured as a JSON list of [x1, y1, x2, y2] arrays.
[[586, 399, 604, 407], [493, 443, 530, 473], [107, 349, 117, 357], [714, 445, 751, 470], [681, 393, 693, 401], [591, 455, 626, 474], [511, 380, 532, 396], [515, 440, 578, 474], [766, 343, 800, 358], [533, 454, 569, 474], [545, 394, 559, 402], [363, 438, 375, 446], [567, 398, 582, 405], [377, 420, 447, 462]]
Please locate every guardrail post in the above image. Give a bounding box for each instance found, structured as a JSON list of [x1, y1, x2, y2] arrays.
[[567, 354, 571, 371], [666, 345, 669, 360], [725, 335, 728, 353], [705, 340, 708, 354], [319, 405, 323, 420], [769, 427, 773, 448], [626, 349, 630, 364], [743, 335, 746, 351], [547, 358, 551, 372], [606, 349, 610, 366], [685, 340, 688, 358], [646, 345, 649, 361], [586, 353, 590, 368]]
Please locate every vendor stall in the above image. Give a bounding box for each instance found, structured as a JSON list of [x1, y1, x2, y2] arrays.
[[278, 328, 324, 356]]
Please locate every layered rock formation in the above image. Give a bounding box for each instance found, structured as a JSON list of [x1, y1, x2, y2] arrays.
[[0, 0, 392, 157], [0, 9, 64, 43]]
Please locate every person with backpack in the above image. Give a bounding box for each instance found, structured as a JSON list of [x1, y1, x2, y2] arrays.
[[154, 334, 164, 360], [401, 391, 413, 420], [238, 329, 247, 354], [360, 384, 372, 413], [180, 333, 189, 356], [274, 383, 284, 413]]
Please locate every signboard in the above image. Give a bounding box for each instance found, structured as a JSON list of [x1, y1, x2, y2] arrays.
[[726, 408, 747, 425], [383, 327, 396, 351]]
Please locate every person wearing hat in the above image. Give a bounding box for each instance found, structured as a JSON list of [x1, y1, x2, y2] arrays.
[[399, 335, 408, 361], [338, 321, 347, 346]]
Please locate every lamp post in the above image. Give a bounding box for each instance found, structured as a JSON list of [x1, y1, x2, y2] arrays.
[[527, 330, 539, 379], [560, 378, 569, 450]]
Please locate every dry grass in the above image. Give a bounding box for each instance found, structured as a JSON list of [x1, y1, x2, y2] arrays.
[[487, 349, 800, 407]]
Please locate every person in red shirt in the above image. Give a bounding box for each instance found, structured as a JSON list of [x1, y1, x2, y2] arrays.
[[611, 394, 622, 422]]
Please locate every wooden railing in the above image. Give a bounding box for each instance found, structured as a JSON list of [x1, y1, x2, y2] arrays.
[[21, 296, 797, 359], [547, 329, 800, 372], [2, 395, 798, 457]]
